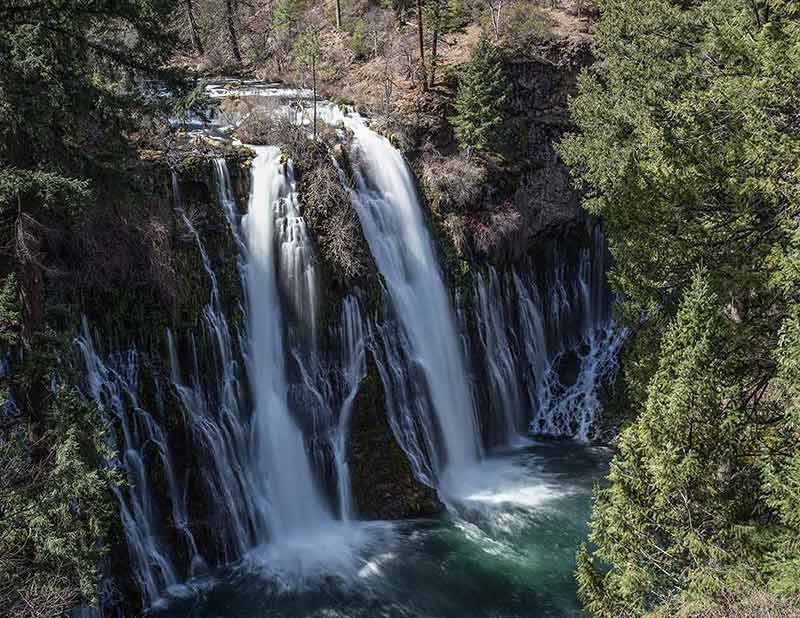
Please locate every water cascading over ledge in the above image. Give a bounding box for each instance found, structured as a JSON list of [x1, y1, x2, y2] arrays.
[[76, 155, 373, 609], [310, 101, 623, 483], [72, 86, 626, 612], [466, 225, 625, 446]]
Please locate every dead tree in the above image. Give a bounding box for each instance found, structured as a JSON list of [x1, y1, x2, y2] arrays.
[[416, 0, 427, 90], [185, 0, 204, 55], [225, 0, 242, 63]]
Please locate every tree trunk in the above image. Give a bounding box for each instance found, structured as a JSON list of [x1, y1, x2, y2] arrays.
[[416, 0, 427, 90], [487, 0, 503, 42], [429, 1, 440, 87], [186, 0, 204, 55], [335, 0, 342, 29], [225, 0, 242, 63]]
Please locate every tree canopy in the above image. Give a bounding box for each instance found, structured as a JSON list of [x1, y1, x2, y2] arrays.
[[560, 0, 800, 614]]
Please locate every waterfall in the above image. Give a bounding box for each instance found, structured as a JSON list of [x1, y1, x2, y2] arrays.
[[73, 85, 630, 610], [273, 157, 319, 345], [473, 269, 527, 444], [332, 296, 367, 520], [529, 230, 625, 439], [341, 121, 482, 482], [465, 228, 625, 443], [76, 326, 180, 605], [243, 146, 332, 539], [367, 316, 442, 486]]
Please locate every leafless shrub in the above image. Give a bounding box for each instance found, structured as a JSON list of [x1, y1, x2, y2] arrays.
[[422, 153, 487, 214], [468, 199, 524, 257], [140, 216, 177, 312], [299, 144, 372, 283], [234, 101, 286, 145], [76, 205, 178, 312], [7, 575, 79, 618], [441, 212, 470, 257]]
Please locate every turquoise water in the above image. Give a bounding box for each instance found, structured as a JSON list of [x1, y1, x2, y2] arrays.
[[149, 443, 609, 618]]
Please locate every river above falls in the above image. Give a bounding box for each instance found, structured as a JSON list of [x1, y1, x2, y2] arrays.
[[148, 442, 609, 618]]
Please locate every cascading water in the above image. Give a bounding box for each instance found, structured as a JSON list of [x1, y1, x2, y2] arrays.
[[77, 154, 377, 608], [473, 268, 528, 444], [77, 328, 180, 605], [335, 117, 482, 482], [243, 146, 332, 539], [465, 227, 625, 444], [332, 296, 367, 520], [75, 85, 630, 617]]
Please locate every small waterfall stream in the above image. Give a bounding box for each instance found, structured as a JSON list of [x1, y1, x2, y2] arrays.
[[244, 146, 332, 540]]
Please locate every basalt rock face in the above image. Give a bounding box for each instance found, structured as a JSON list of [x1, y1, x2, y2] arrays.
[[348, 361, 441, 520], [503, 38, 594, 252], [403, 37, 595, 268]]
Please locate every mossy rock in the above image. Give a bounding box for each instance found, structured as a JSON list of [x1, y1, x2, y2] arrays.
[[348, 363, 441, 520]]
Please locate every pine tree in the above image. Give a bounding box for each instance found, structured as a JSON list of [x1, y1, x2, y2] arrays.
[[451, 32, 508, 155], [559, 4, 800, 610], [762, 307, 800, 595], [577, 271, 774, 616]]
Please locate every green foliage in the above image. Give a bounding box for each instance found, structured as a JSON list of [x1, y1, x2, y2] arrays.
[[425, 0, 472, 36], [451, 32, 509, 155], [559, 0, 800, 326], [483, 1, 554, 53], [0, 274, 21, 347], [0, 0, 184, 221], [0, 3, 190, 614], [762, 307, 800, 595], [294, 24, 323, 70], [349, 17, 371, 60], [0, 384, 117, 616], [562, 0, 800, 614], [274, 0, 306, 32], [578, 272, 773, 616]]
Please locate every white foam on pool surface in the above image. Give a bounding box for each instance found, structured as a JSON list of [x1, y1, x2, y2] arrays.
[[440, 455, 569, 510], [241, 521, 397, 590]]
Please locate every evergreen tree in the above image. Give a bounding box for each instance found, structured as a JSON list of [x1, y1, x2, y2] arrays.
[[577, 271, 772, 616], [559, 0, 800, 343], [0, 2, 187, 614], [762, 307, 800, 595], [451, 32, 508, 155], [0, 1, 185, 220], [561, 1, 800, 613]]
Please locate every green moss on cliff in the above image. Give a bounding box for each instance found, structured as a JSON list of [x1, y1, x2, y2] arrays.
[[349, 363, 441, 520]]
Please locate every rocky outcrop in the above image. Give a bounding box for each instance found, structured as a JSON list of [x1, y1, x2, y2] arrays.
[[503, 37, 593, 251], [349, 362, 441, 520]]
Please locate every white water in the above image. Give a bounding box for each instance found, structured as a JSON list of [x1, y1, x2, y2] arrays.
[[333, 296, 367, 520], [76, 86, 629, 610], [243, 146, 332, 539], [341, 119, 482, 481], [474, 268, 527, 443], [77, 327, 180, 604]]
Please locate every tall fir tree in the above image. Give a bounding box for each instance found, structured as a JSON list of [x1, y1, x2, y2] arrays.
[[451, 32, 508, 155], [561, 0, 800, 614], [577, 271, 773, 616]]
